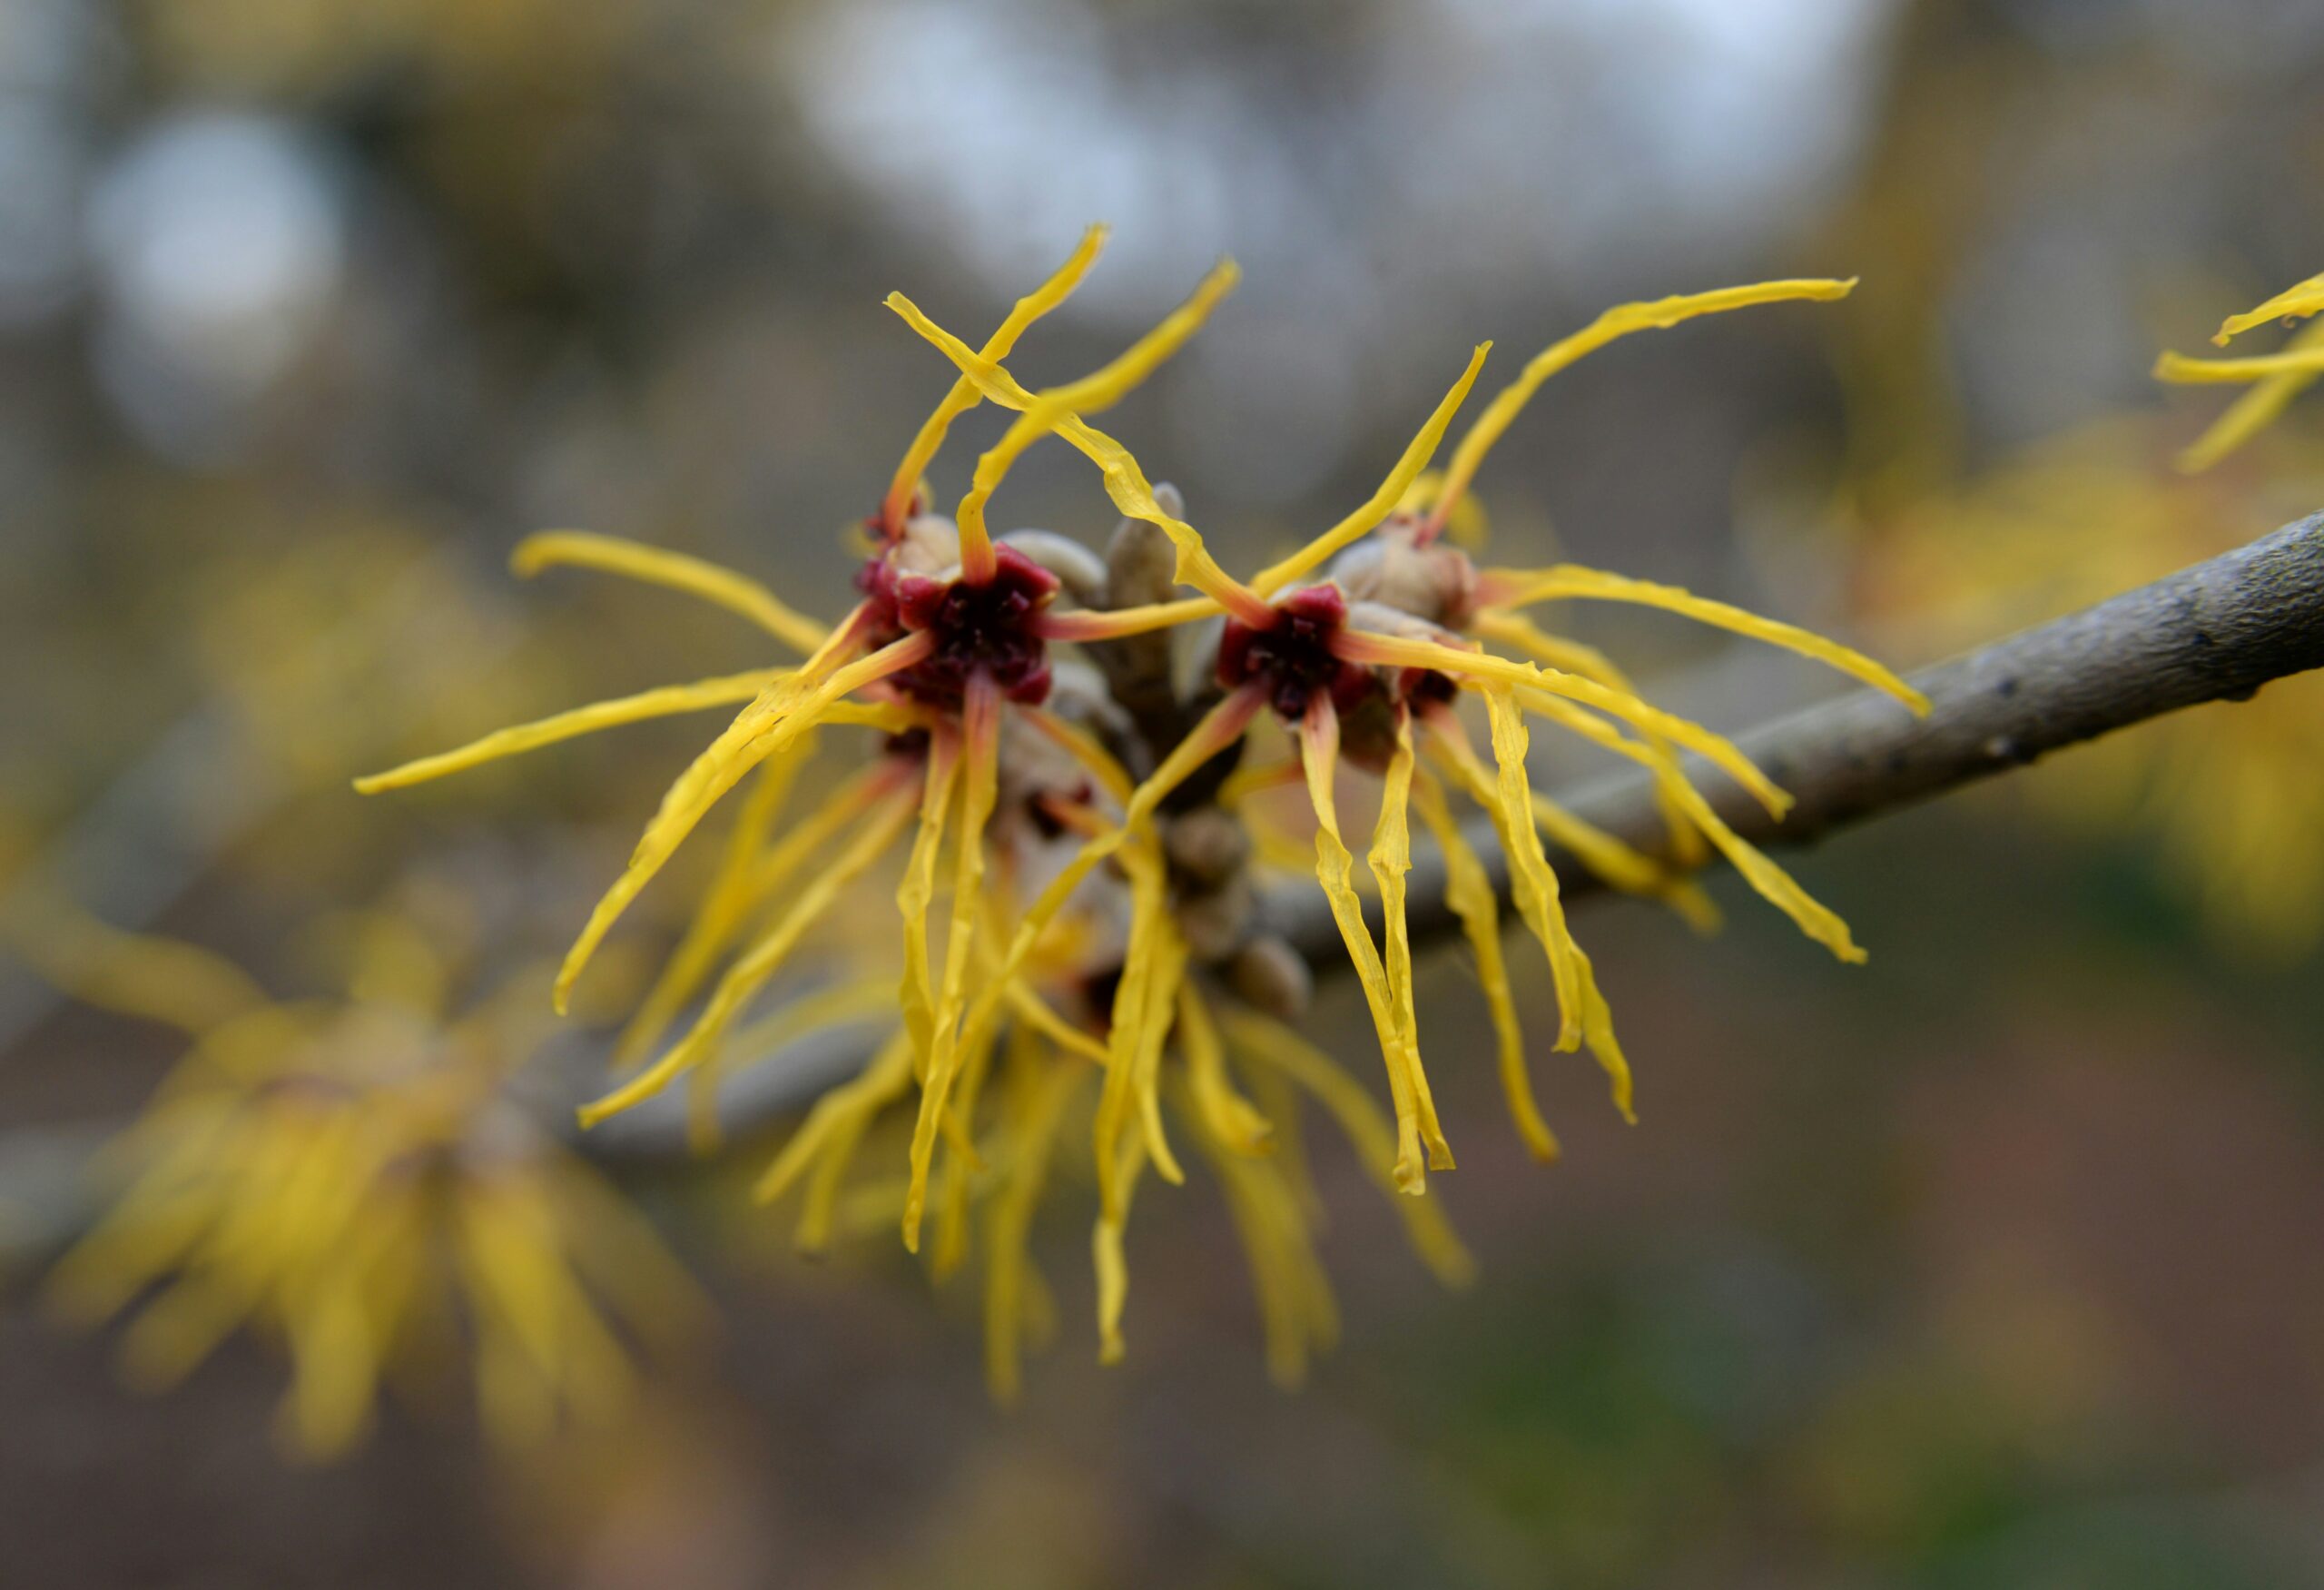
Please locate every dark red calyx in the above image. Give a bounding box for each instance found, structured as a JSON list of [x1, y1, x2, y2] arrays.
[[1216, 585, 1378, 722], [874, 543, 1060, 706], [1403, 667, 1459, 711]]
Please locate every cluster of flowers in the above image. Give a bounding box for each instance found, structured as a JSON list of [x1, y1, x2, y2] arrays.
[[355, 225, 1929, 1395], [22, 898, 703, 1456], [60, 232, 2312, 1442]]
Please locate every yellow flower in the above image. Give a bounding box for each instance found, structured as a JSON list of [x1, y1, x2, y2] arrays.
[[897, 277, 1925, 1196], [1857, 414, 2324, 958], [357, 228, 1244, 1253], [15, 901, 704, 1459], [2154, 272, 2324, 471]]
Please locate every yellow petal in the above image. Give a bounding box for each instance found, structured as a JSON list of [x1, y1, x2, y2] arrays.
[[513, 530, 827, 655], [1412, 765, 1558, 1161], [884, 223, 1109, 529], [1428, 279, 1856, 531], [1250, 343, 1490, 596], [1298, 698, 1433, 1192], [1478, 564, 1927, 713], [2211, 272, 2324, 344]]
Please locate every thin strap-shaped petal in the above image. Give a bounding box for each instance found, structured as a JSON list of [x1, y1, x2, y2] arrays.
[[1005, 981, 1109, 1064], [1036, 597, 1220, 644], [949, 262, 1240, 583], [1333, 627, 1792, 816], [752, 1029, 913, 1207], [884, 293, 1273, 626], [553, 630, 928, 1012], [1412, 766, 1558, 1161], [577, 784, 917, 1125], [1365, 711, 1452, 1169], [938, 686, 1267, 1116], [1479, 691, 1585, 1050], [357, 670, 784, 793], [2155, 346, 2324, 382], [2211, 272, 2324, 345], [1475, 565, 1927, 712], [1178, 982, 1272, 1155], [883, 223, 1109, 531], [984, 1054, 1085, 1402], [2171, 318, 2324, 472], [1173, 1072, 1334, 1386], [901, 678, 1006, 1249], [1249, 344, 1491, 594], [3, 903, 271, 1035], [1092, 845, 1187, 1220], [686, 973, 897, 1149], [1528, 689, 1866, 962], [1531, 790, 1718, 933], [1426, 279, 1856, 534], [1298, 697, 1443, 1191], [615, 737, 814, 1070], [1092, 1131, 1149, 1364], [1222, 1009, 1474, 1286], [1472, 607, 1709, 874], [514, 531, 827, 655], [897, 728, 964, 1067]]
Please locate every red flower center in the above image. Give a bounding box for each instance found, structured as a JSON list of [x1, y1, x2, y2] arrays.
[[862, 543, 1060, 706], [1216, 586, 1375, 722]]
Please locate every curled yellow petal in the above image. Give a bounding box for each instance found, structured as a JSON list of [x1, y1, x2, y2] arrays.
[[1249, 342, 1491, 596], [884, 223, 1108, 530], [353, 670, 785, 794], [1297, 698, 1434, 1193], [896, 729, 964, 1068], [513, 531, 827, 655], [1528, 690, 1865, 963], [884, 292, 1273, 626], [1092, 1131, 1149, 1365], [1472, 608, 1709, 874], [950, 261, 1239, 582], [1477, 564, 1927, 713], [984, 1055, 1085, 1403], [1427, 279, 1856, 533], [1480, 690, 1584, 1049], [554, 629, 927, 1012], [577, 784, 916, 1126], [1366, 712, 1452, 1170], [615, 738, 813, 1071], [2171, 319, 2324, 472], [2211, 272, 2324, 344], [1412, 765, 1557, 1162], [1177, 981, 1272, 1157], [901, 680, 1006, 1250]]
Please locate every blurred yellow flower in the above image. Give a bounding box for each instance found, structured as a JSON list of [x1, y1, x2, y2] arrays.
[[2155, 272, 2324, 472], [13, 902, 704, 1458], [1856, 415, 2324, 958]]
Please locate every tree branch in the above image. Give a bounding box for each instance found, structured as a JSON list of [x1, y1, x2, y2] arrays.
[[6, 515, 2320, 1223], [603, 510, 2324, 1156], [1314, 509, 2324, 954]]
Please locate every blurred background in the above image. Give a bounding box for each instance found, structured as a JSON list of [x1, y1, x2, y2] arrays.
[[4, 0, 2323, 1584]]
